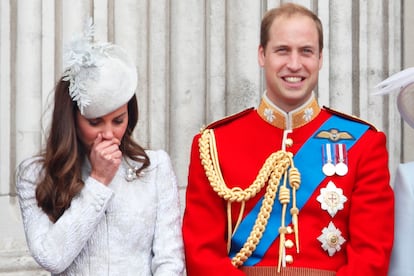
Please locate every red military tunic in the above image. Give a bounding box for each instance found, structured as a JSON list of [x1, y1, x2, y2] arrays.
[[182, 94, 394, 276]]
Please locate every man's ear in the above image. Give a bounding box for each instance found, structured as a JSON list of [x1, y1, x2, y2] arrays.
[[258, 45, 265, 67]]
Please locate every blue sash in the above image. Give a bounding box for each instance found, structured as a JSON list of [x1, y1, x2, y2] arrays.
[[229, 115, 369, 265]]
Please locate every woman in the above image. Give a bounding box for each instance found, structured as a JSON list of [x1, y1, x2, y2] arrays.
[[374, 67, 414, 276], [16, 21, 184, 275]]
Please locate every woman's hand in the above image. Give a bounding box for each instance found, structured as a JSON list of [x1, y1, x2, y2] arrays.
[[89, 134, 122, 185]]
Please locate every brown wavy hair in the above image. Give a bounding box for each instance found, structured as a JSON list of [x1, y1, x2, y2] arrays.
[[35, 78, 150, 222]]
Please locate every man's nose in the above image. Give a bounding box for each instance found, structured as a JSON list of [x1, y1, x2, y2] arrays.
[[287, 52, 302, 71]]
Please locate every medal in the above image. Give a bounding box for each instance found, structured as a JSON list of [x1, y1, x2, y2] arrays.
[[317, 221, 346, 256], [322, 144, 335, 176], [316, 180, 348, 217], [323, 163, 335, 177], [335, 163, 348, 176], [335, 144, 348, 176]]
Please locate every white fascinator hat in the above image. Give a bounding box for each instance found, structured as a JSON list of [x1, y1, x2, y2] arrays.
[[373, 67, 414, 129], [62, 18, 137, 119]]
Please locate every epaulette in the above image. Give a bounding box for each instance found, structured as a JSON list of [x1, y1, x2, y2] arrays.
[[323, 106, 379, 131], [200, 107, 255, 133]]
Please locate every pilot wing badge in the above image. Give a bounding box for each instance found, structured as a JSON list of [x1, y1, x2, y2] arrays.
[[315, 128, 354, 142]]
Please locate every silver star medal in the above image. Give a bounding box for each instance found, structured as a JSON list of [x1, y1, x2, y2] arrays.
[[317, 221, 346, 256], [316, 181, 347, 217]]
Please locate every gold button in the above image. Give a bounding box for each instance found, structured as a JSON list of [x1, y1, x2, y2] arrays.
[[285, 239, 294, 248], [286, 255, 294, 264], [285, 138, 293, 147]]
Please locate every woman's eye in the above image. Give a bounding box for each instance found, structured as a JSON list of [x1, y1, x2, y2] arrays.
[[114, 119, 124, 125], [88, 120, 99, 126]]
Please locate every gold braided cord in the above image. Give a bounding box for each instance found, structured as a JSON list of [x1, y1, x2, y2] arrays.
[[204, 129, 248, 252], [289, 168, 301, 253], [200, 129, 286, 202], [277, 173, 289, 272], [198, 129, 301, 268]]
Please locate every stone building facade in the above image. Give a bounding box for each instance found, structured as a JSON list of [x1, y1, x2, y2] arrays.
[[1, 0, 413, 274]]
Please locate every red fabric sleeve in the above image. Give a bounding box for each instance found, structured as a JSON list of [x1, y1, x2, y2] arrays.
[[182, 135, 246, 276], [336, 130, 394, 276]]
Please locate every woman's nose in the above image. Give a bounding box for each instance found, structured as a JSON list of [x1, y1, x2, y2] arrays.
[[101, 126, 114, 140]]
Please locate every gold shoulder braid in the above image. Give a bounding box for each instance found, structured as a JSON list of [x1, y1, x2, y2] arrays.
[[199, 129, 301, 272]]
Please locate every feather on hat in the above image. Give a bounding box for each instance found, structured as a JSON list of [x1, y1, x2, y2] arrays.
[[373, 68, 414, 128], [62, 18, 137, 118]]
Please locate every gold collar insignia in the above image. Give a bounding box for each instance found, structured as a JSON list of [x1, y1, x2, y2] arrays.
[[257, 92, 321, 129]]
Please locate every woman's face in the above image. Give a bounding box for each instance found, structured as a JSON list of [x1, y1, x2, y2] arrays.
[[76, 104, 129, 150]]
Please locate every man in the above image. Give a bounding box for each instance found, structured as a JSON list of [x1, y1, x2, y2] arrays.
[[183, 3, 394, 276]]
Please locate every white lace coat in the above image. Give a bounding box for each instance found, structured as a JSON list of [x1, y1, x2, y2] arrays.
[[16, 150, 185, 276]]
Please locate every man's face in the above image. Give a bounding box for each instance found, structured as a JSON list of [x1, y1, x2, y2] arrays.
[[258, 14, 323, 112]]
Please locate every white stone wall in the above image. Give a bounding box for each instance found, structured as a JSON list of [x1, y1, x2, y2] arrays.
[[403, 0, 414, 162], [0, 0, 411, 274]]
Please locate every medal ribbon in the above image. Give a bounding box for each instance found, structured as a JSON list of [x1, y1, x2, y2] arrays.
[[229, 114, 369, 266]]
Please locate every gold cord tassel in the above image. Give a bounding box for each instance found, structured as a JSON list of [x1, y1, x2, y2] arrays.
[[277, 174, 290, 272], [199, 129, 301, 268], [289, 167, 301, 253]]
